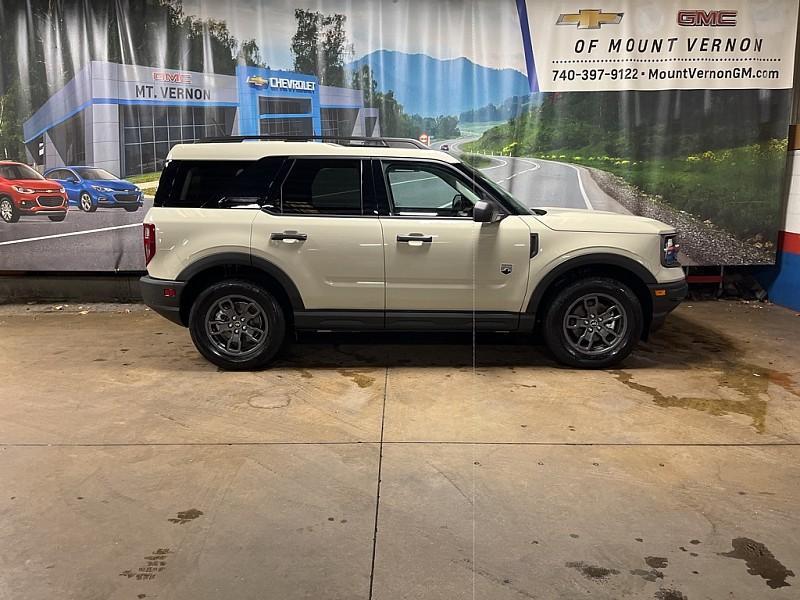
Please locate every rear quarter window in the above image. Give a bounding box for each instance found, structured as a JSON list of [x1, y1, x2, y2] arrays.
[[154, 158, 285, 208]]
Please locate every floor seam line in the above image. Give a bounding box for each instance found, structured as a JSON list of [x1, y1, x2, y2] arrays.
[[368, 367, 389, 600]]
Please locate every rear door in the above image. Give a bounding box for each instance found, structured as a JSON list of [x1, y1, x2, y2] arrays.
[[250, 157, 385, 323], [377, 159, 531, 328]]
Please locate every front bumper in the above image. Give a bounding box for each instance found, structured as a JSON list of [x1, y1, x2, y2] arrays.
[[17, 195, 68, 214], [649, 279, 688, 330], [140, 275, 186, 326], [96, 191, 143, 208]]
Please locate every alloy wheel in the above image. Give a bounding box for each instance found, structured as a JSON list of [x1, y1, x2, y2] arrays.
[[80, 193, 93, 211], [204, 295, 269, 358], [562, 293, 628, 356], [0, 199, 13, 222]]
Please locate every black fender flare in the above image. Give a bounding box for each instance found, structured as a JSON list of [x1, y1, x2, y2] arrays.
[[177, 252, 305, 310], [526, 253, 656, 316]]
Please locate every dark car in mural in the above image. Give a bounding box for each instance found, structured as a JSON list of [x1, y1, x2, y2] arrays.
[[0, 161, 68, 223], [45, 167, 143, 213]]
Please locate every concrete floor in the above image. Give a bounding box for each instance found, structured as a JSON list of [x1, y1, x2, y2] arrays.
[[1, 300, 798, 599]]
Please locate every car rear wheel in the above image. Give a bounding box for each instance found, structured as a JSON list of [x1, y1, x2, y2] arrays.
[[542, 277, 643, 369], [0, 197, 19, 223], [79, 192, 97, 212], [48, 213, 66, 222], [189, 280, 287, 370]]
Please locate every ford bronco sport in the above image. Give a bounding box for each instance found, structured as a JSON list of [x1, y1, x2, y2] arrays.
[[140, 136, 687, 370]]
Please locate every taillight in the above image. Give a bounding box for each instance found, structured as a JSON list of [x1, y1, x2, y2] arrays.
[[143, 223, 156, 266]]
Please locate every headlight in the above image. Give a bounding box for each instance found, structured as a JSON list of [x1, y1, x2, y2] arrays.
[[92, 185, 115, 192], [661, 233, 680, 267], [58, 186, 65, 193], [12, 185, 34, 194]]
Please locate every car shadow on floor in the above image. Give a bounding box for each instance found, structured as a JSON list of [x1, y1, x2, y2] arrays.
[[272, 313, 738, 372]]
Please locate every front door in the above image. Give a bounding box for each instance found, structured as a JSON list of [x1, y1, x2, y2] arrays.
[[250, 157, 385, 323], [378, 160, 531, 328]]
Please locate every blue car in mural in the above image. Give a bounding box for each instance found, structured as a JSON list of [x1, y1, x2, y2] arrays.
[[44, 166, 143, 213]]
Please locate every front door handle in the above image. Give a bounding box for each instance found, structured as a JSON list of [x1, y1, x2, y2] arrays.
[[271, 232, 308, 241], [397, 234, 433, 243]]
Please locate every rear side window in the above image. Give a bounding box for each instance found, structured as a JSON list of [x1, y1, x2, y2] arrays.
[[154, 158, 284, 208], [280, 159, 362, 216]]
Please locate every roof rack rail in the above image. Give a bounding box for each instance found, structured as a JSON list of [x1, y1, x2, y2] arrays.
[[196, 134, 430, 150]]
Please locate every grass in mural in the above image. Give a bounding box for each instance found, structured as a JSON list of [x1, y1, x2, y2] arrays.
[[127, 171, 162, 185], [467, 135, 787, 240], [459, 152, 494, 169]]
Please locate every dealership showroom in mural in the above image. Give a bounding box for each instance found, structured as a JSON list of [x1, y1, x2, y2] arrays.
[[2, 1, 800, 598]]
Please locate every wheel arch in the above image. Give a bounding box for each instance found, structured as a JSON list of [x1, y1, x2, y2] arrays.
[[177, 253, 304, 326], [526, 253, 655, 337]]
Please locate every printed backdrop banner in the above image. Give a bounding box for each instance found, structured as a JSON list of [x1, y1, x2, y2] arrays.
[[0, 0, 796, 271]]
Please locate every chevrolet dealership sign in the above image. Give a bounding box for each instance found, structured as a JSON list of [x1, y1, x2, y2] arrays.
[[247, 75, 316, 92]]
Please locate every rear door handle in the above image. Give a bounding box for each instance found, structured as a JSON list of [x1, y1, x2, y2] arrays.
[[271, 232, 308, 241], [397, 234, 433, 243]]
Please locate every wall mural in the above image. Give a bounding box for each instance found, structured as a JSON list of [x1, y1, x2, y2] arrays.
[[0, 0, 796, 270]]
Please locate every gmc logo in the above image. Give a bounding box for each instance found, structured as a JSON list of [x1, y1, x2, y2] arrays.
[[677, 10, 737, 26], [153, 71, 193, 84]]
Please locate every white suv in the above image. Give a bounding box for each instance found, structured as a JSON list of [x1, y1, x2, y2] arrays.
[[140, 137, 686, 370]]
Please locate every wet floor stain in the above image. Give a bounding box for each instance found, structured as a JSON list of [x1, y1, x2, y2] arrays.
[[167, 508, 203, 525], [612, 368, 772, 432], [566, 561, 620, 581], [119, 548, 171, 581], [719, 537, 795, 589], [337, 369, 375, 388], [645, 556, 668, 569], [631, 568, 664, 582], [654, 588, 687, 600]]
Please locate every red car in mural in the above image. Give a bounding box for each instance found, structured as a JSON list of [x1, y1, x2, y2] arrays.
[[0, 161, 68, 223]]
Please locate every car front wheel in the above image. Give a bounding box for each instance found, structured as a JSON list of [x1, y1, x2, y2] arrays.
[[188, 280, 287, 370], [0, 197, 19, 223], [79, 192, 97, 212], [542, 277, 643, 369]]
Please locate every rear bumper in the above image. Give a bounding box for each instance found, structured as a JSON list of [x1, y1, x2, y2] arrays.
[[649, 279, 688, 330], [140, 275, 186, 326]]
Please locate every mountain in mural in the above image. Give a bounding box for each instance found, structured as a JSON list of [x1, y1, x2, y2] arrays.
[[346, 50, 531, 117]]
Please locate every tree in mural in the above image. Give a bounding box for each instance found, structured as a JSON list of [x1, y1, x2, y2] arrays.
[[291, 9, 350, 87]]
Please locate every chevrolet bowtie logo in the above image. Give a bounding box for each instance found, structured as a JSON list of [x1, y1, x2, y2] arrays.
[[556, 9, 624, 29], [247, 75, 269, 87]]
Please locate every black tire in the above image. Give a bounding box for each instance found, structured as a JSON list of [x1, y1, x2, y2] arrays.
[[0, 196, 19, 223], [79, 192, 97, 212], [189, 280, 287, 370], [123, 205, 139, 212], [48, 213, 67, 222], [542, 277, 643, 369]]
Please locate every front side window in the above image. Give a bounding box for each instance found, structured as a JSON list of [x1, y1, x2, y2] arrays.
[[280, 159, 362, 216], [385, 162, 484, 217]]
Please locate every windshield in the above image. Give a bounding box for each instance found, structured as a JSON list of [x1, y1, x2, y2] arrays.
[[455, 162, 531, 215], [0, 163, 44, 180], [76, 168, 118, 181]]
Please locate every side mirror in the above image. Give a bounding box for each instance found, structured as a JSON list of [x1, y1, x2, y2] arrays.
[[472, 200, 495, 223]]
